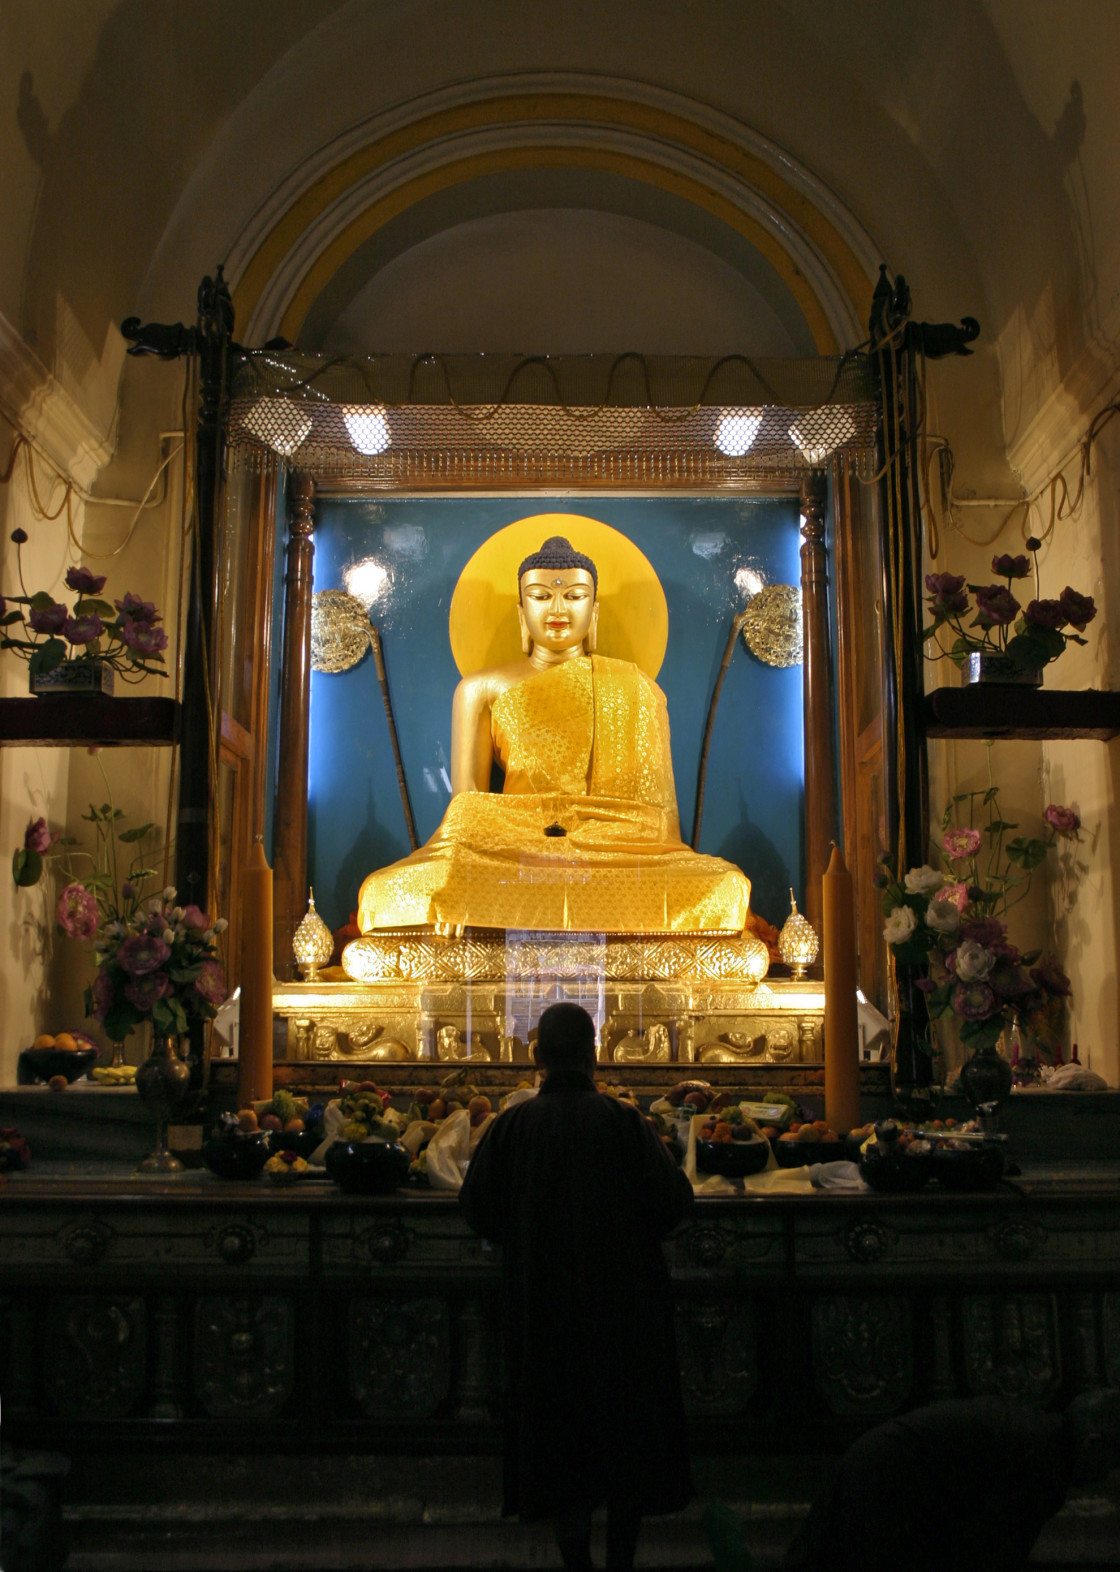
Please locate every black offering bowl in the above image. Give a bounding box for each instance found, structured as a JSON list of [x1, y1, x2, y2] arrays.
[[695, 1135, 771, 1177], [325, 1138, 411, 1194], [930, 1140, 1004, 1192], [202, 1129, 271, 1180], [266, 1128, 322, 1161], [773, 1136, 845, 1168], [859, 1145, 933, 1192], [20, 1046, 99, 1085]]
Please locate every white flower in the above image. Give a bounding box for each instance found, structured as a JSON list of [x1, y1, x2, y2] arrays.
[[203, 929, 215, 943], [883, 905, 918, 945], [926, 899, 962, 934], [904, 865, 945, 897], [162, 886, 177, 900], [162, 927, 175, 942], [954, 938, 993, 982], [170, 907, 184, 922], [213, 917, 229, 933]]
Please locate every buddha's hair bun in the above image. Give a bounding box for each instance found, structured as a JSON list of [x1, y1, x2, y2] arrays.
[[517, 536, 597, 593]]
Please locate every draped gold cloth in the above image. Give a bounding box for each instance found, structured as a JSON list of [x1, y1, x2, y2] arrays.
[[357, 655, 751, 934]]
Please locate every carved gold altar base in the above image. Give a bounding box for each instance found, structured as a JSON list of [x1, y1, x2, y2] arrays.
[[274, 929, 821, 1066]]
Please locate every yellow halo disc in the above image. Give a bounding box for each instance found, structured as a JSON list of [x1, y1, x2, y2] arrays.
[[449, 514, 668, 678]]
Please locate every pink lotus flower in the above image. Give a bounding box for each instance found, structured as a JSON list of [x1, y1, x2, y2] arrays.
[[65, 566, 107, 595], [952, 982, 997, 1020], [1023, 599, 1066, 630], [195, 959, 227, 1006], [1044, 803, 1080, 833], [91, 969, 114, 1016], [64, 613, 104, 645], [120, 620, 168, 656], [114, 593, 160, 624], [28, 602, 67, 634], [992, 553, 1031, 579], [56, 882, 98, 940], [940, 881, 970, 911], [180, 904, 210, 931], [117, 932, 171, 975], [924, 572, 968, 617], [961, 917, 1005, 948], [124, 972, 171, 1012], [942, 827, 981, 860], [974, 585, 1020, 626], [1058, 587, 1096, 630], [23, 816, 52, 854]]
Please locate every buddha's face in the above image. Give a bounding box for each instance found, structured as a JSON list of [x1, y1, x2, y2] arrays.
[[518, 567, 598, 657]]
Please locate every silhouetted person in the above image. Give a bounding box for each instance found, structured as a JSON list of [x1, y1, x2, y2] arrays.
[[459, 1001, 694, 1571], [782, 1390, 1120, 1572]]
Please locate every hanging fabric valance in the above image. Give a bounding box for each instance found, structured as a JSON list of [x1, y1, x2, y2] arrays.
[[226, 350, 878, 484]]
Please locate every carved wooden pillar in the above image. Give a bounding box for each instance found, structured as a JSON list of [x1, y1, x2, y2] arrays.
[[800, 469, 837, 939], [273, 473, 316, 980]]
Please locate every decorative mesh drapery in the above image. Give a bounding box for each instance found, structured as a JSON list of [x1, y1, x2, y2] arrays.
[[226, 351, 878, 485]]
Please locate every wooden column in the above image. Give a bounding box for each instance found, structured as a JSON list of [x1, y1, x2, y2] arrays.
[[800, 469, 837, 940], [272, 472, 316, 980]]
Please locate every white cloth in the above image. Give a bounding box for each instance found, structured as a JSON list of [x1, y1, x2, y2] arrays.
[[425, 1107, 496, 1190], [1040, 1063, 1109, 1091]]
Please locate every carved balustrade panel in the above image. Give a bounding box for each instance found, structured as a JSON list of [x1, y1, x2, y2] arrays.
[[348, 1296, 451, 1418], [43, 1295, 147, 1419], [1102, 1294, 1120, 1389], [960, 1293, 1061, 1403], [811, 1295, 912, 1416], [676, 1297, 757, 1415], [193, 1295, 295, 1419]]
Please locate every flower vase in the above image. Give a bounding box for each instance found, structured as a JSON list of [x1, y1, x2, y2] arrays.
[[108, 1040, 126, 1069], [890, 957, 939, 1122], [29, 659, 115, 696], [134, 1032, 193, 1173], [958, 1039, 1013, 1114]]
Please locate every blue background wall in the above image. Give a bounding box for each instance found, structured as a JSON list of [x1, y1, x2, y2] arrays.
[[280, 496, 804, 933]]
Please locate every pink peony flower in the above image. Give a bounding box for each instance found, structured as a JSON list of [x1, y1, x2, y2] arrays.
[[23, 816, 52, 854], [1044, 803, 1080, 833], [124, 972, 171, 1012], [180, 904, 210, 931], [120, 620, 168, 656], [992, 553, 1031, 579], [1058, 587, 1096, 630], [1023, 599, 1066, 630], [65, 566, 107, 595], [114, 593, 160, 624], [91, 968, 115, 1018], [942, 827, 981, 860], [952, 982, 997, 1021], [973, 585, 1020, 626], [64, 613, 104, 645], [961, 917, 1006, 948], [117, 932, 171, 975], [29, 602, 67, 634], [195, 959, 227, 1007], [56, 882, 99, 940]]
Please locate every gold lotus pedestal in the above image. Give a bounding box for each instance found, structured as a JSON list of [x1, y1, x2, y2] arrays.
[[270, 929, 823, 1068]]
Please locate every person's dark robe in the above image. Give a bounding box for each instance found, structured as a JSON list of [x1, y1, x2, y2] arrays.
[[459, 1071, 695, 1521], [782, 1397, 1069, 1572]]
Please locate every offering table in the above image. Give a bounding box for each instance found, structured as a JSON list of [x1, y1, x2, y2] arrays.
[[2, 1154, 1119, 1566]]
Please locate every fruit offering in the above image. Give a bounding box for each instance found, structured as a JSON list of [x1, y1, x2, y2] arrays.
[[777, 1119, 842, 1147], [91, 1063, 137, 1084], [263, 1150, 309, 1181]]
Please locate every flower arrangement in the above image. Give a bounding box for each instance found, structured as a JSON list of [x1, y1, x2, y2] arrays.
[[924, 537, 1096, 676], [880, 783, 1081, 1061], [1, 528, 168, 681]]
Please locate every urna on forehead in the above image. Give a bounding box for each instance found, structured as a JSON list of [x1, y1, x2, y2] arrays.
[[517, 535, 598, 592]]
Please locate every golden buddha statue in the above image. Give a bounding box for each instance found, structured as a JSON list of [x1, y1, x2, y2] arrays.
[[356, 536, 753, 935]]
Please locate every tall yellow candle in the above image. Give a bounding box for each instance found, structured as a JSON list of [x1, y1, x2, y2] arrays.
[[823, 843, 861, 1134], [238, 838, 274, 1107]]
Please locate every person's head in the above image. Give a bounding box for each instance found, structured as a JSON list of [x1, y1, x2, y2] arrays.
[[1066, 1388, 1120, 1483], [532, 1001, 597, 1076], [517, 536, 599, 658]]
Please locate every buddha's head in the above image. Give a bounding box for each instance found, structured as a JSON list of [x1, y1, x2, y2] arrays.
[[517, 535, 599, 659]]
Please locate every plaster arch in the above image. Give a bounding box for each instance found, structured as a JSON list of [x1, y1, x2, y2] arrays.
[[224, 78, 883, 354]]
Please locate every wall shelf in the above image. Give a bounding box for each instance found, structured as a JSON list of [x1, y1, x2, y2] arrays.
[[922, 687, 1120, 741], [0, 696, 181, 747]]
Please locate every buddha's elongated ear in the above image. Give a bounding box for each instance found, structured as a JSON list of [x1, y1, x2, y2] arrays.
[[586, 601, 600, 653], [517, 602, 531, 656]]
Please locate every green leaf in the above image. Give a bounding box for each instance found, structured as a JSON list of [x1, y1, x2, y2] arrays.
[[28, 591, 57, 610], [28, 638, 66, 676], [958, 1017, 1005, 1050], [1006, 836, 1048, 871], [985, 819, 1018, 834], [117, 824, 155, 844], [73, 598, 114, 618], [940, 804, 954, 830], [982, 787, 999, 804], [168, 965, 203, 984], [12, 847, 42, 887], [0, 611, 24, 626], [1004, 632, 1052, 672]]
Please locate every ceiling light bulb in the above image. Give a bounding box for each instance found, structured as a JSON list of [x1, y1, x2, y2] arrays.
[[714, 409, 763, 457], [342, 405, 391, 455]]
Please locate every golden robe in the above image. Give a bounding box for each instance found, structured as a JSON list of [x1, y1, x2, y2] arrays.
[[356, 654, 751, 933]]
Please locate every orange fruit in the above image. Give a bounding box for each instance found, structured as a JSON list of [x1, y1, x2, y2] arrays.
[[798, 1125, 819, 1142], [283, 1117, 305, 1132], [48, 1074, 68, 1091], [53, 1032, 78, 1052], [236, 1108, 259, 1131], [33, 1033, 55, 1050]]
